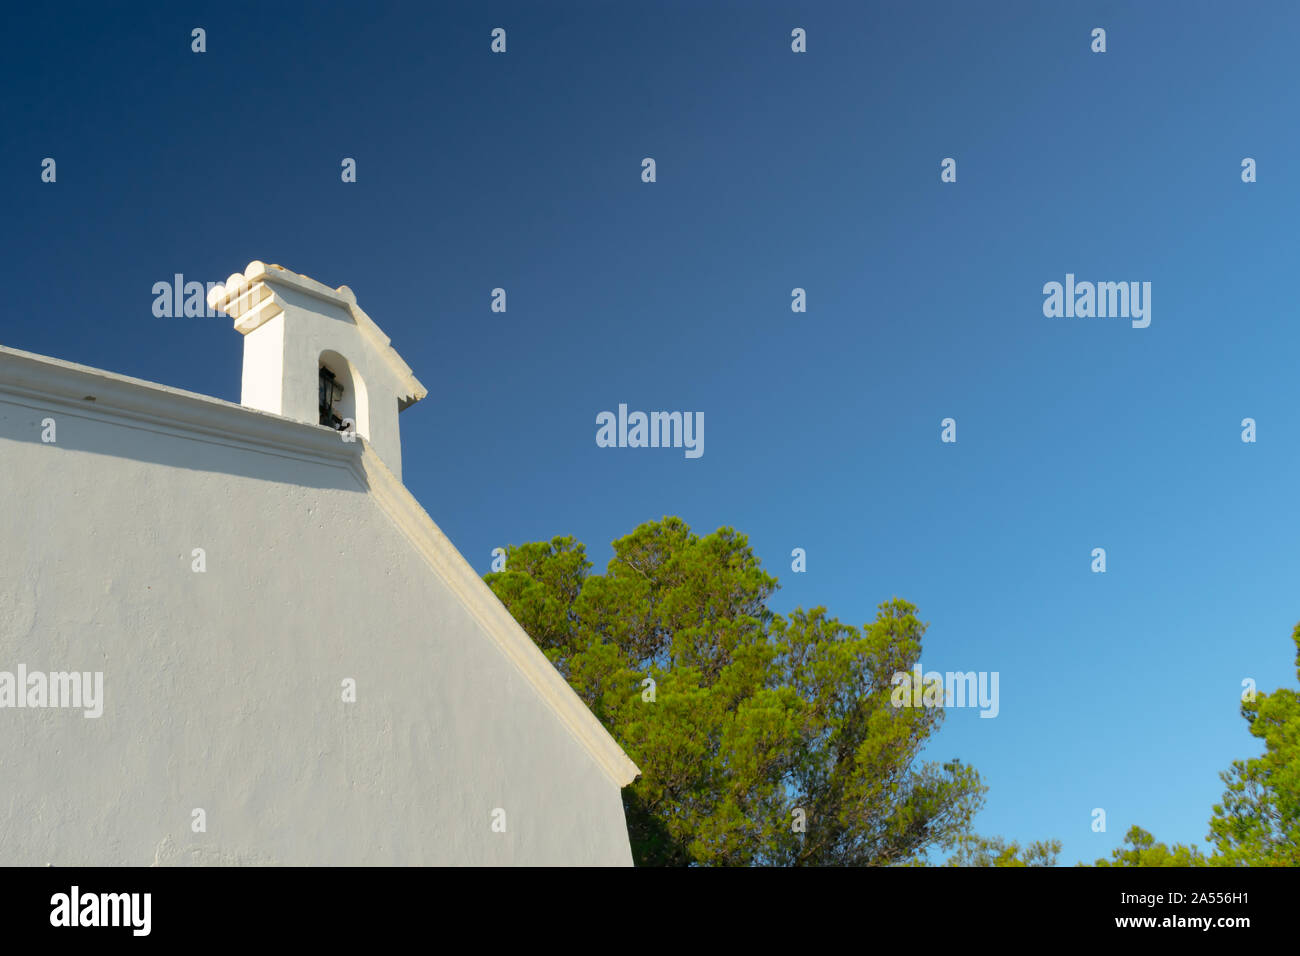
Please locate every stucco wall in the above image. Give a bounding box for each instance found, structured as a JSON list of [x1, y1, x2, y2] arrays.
[[0, 386, 633, 865]]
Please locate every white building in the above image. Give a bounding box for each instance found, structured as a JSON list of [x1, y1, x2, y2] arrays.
[[0, 260, 639, 865]]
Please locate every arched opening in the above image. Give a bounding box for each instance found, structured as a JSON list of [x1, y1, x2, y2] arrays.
[[318, 350, 370, 440]]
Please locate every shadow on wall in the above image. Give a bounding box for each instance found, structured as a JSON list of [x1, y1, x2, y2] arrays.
[[0, 394, 368, 496]]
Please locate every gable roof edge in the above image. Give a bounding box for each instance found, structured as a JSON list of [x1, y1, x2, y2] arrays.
[[357, 448, 642, 790]]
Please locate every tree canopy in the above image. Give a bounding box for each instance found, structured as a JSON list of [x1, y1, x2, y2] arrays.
[[486, 516, 1299, 867], [486, 516, 996, 865], [1205, 623, 1300, 865], [1088, 623, 1300, 866]]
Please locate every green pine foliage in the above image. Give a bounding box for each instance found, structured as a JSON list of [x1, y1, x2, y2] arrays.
[[1207, 623, 1300, 865], [1086, 624, 1300, 866], [487, 517, 993, 866], [487, 517, 1299, 866]]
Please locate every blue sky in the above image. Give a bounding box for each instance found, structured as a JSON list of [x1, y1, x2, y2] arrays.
[[4, 0, 1298, 865]]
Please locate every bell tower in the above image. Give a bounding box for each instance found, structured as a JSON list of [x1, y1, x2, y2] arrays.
[[207, 260, 426, 481]]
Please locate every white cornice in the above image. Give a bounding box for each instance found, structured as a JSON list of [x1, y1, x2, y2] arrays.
[[0, 345, 365, 473], [0, 345, 641, 790], [207, 260, 427, 409]]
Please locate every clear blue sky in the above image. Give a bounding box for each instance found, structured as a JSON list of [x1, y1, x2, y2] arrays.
[[4, 1, 1297, 865]]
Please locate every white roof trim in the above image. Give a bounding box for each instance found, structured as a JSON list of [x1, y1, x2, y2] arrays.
[[0, 345, 360, 468]]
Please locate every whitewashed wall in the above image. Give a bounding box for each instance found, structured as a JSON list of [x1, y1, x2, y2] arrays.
[[0, 356, 635, 866]]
